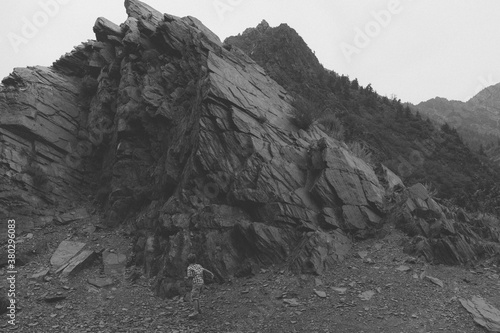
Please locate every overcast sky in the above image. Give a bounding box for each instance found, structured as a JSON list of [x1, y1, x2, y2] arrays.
[[1, 0, 499, 104]]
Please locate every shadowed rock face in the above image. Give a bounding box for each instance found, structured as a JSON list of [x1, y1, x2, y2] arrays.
[[1, 0, 389, 297]]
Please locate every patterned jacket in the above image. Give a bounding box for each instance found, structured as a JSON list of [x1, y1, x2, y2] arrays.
[[187, 264, 204, 285]]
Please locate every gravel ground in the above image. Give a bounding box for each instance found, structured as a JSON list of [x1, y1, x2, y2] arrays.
[[2, 222, 499, 333]]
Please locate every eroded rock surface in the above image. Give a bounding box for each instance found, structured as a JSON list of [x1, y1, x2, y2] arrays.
[[391, 183, 500, 265], [2, 0, 498, 300], [0, 0, 383, 297], [460, 296, 500, 332]]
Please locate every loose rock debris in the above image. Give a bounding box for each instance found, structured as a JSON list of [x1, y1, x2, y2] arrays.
[[460, 296, 500, 332]]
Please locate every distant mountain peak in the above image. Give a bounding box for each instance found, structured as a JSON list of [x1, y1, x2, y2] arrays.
[[257, 19, 270, 30], [241, 19, 272, 36], [415, 81, 500, 152], [468, 81, 500, 104]]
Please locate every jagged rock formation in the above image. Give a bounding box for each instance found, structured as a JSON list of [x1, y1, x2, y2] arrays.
[[0, 63, 94, 238], [390, 183, 500, 265], [0, 0, 387, 297], [224, 17, 500, 215], [1, 0, 499, 299]]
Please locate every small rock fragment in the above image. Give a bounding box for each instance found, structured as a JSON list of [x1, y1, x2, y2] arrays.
[[358, 251, 368, 259], [396, 265, 411, 272], [59, 250, 96, 277], [283, 298, 300, 307], [314, 289, 327, 298], [44, 294, 67, 303], [50, 241, 86, 268], [56, 208, 90, 225], [359, 290, 375, 301], [405, 257, 417, 264], [102, 250, 127, 275], [425, 275, 444, 288], [331, 287, 347, 294], [30, 268, 50, 281]]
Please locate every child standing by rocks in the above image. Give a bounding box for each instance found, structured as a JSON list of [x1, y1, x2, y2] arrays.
[[185, 253, 214, 318]]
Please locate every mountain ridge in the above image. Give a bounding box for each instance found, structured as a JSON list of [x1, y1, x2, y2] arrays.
[[415, 82, 500, 155], [225, 19, 500, 213]]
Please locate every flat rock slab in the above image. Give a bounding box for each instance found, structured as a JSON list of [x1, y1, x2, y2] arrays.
[[331, 287, 347, 294], [102, 250, 127, 275], [396, 265, 411, 272], [359, 290, 376, 301], [358, 251, 368, 259], [82, 225, 97, 235], [460, 296, 500, 332], [56, 208, 90, 225], [88, 277, 114, 288], [50, 241, 86, 268], [314, 289, 327, 298], [283, 298, 300, 307], [59, 250, 96, 277], [425, 275, 444, 288], [408, 183, 430, 201], [30, 267, 50, 281], [43, 294, 67, 303]]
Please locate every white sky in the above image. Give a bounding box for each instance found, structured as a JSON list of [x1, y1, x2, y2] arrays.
[[0, 0, 499, 104]]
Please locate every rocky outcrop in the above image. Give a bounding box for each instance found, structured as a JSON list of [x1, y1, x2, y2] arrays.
[[114, 0, 392, 296], [0, 0, 389, 297], [2, 0, 498, 300], [460, 296, 500, 332], [0, 62, 97, 238], [390, 183, 500, 265]]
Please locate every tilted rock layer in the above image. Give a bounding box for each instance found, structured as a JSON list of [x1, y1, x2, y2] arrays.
[[1, 0, 498, 297], [0, 0, 383, 294]]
